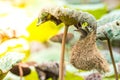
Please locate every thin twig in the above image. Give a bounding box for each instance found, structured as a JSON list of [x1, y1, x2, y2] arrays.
[[104, 32, 118, 80], [66, 44, 69, 61], [18, 64, 23, 80], [59, 26, 69, 80]]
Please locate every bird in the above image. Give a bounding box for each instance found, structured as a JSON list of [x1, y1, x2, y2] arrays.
[[70, 22, 110, 73]]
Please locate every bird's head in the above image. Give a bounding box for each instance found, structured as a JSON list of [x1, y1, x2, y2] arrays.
[[74, 22, 96, 38]]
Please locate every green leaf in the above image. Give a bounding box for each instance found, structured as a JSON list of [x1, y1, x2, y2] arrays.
[[65, 71, 84, 80], [97, 20, 120, 40], [103, 74, 120, 80], [0, 52, 24, 79], [97, 10, 120, 40], [64, 3, 107, 19], [24, 67, 39, 80], [0, 73, 8, 80], [97, 10, 120, 26]]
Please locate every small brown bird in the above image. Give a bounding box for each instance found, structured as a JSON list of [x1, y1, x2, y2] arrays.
[[70, 23, 109, 73]]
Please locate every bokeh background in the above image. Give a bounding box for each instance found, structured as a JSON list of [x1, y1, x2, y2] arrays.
[[0, 0, 120, 80]]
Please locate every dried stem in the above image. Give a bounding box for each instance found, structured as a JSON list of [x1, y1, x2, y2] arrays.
[[59, 26, 69, 80], [104, 32, 118, 80], [18, 64, 23, 80]]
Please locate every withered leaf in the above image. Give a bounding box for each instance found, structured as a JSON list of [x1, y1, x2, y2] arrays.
[[50, 33, 74, 43], [35, 62, 59, 80]]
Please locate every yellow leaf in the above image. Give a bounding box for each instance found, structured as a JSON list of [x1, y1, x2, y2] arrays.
[[24, 67, 39, 80], [26, 18, 62, 43]]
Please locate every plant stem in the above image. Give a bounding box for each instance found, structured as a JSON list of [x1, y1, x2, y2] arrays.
[[59, 26, 68, 80], [19, 64, 23, 80], [104, 33, 118, 80]]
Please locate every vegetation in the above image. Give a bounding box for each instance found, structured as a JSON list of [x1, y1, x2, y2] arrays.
[[0, 0, 120, 80]]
